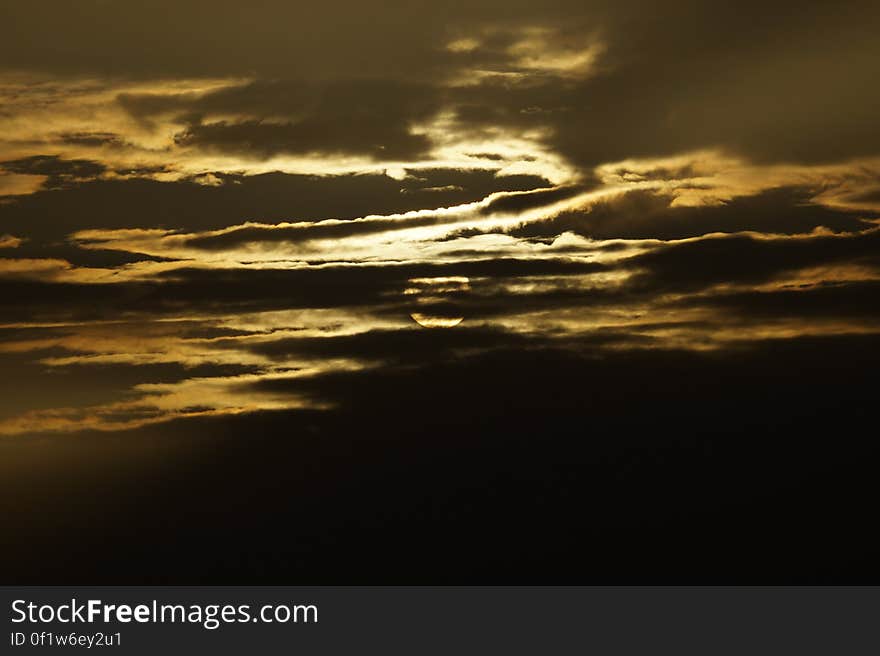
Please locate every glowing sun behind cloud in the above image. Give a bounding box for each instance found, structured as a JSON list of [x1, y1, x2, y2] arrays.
[[407, 276, 469, 328], [410, 313, 464, 328]]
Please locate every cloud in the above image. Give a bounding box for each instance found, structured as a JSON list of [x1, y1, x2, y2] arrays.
[[0, 256, 608, 324], [670, 279, 880, 322], [0, 169, 550, 243], [4, 328, 880, 582], [132, 79, 441, 160], [0, 233, 22, 248], [178, 183, 593, 251], [183, 211, 474, 250], [4, 1, 879, 175], [625, 227, 880, 293], [441, 2, 880, 168], [0, 346, 257, 422], [504, 186, 877, 241], [1, 155, 106, 186], [237, 325, 534, 364], [479, 184, 589, 215], [0, 173, 47, 197]]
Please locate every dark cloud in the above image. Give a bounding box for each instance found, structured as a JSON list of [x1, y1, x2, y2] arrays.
[[0, 169, 549, 242], [57, 132, 125, 147], [0, 1, 581, 79], [626, 227, 880, 293], [441, 2, 880, 167], [671, 279, 880, 322], [11, 330, 876, 582], [0, 257, 607, 323], [422, 226, 880, 320], [122, 79, 441, 160], [5, 225, 880, 328], [173, 118, 429, 160], [846, 187, 880, 205], [231, 323, 674, 370], [479, 184, 588, 216], [4, 1, 878, 167], [0, 346, 256, 421], [186, 184, 591, 250], [184, 212, 465, 249], [505, 187, 876, 241], [0, 241, 175, 268], [235, 325, 533, 364], [1, 155, 106, 188]]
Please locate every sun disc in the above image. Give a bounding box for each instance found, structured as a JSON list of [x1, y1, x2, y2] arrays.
[[410, 313, 464, 328]]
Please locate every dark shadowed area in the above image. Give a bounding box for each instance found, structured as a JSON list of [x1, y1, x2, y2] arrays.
[[2, 334, 878, 583]]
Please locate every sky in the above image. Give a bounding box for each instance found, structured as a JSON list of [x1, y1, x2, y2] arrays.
[[1, 1, 879, 582]]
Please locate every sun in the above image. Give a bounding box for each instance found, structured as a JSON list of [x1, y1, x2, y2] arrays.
[[410, 313, 464, 328]]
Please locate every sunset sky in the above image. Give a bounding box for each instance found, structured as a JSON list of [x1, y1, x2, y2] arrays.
[[2, 1, 879, 582]]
